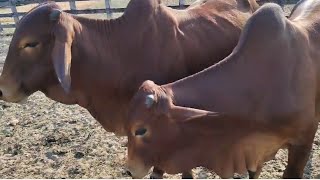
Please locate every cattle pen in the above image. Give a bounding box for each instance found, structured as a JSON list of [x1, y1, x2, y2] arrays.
[[0, 0, 300, 33], [0, 0, 191, 32], [0, 0, 319, 179]]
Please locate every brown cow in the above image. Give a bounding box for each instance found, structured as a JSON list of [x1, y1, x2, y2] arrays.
[[126, 2, 319, 179], [0, 0, 259, 135], [0, 0, 258, 178]]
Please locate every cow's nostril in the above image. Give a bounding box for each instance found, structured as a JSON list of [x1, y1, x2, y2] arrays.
[[0, 90, 2, 97], [125, 170, 132, 177]]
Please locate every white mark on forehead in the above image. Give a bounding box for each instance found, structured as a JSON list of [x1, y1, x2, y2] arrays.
[[145, 94, 155, 108]]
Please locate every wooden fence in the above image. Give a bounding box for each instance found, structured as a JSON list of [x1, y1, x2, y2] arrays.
[[0, 0, 189, 32], [0, 0, 300, 32]]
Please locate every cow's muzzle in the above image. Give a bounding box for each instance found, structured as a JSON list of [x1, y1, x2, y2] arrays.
[[126, 159, 151, 179], [0, 77, 28, 103]]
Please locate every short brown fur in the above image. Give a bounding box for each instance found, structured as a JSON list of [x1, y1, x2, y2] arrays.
[[0, 0, 257, 135], [0, 0, 258, 178], [126, 2, 319, 178]]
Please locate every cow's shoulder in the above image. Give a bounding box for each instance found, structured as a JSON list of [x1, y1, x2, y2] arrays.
[[123, 0, 161, 20]]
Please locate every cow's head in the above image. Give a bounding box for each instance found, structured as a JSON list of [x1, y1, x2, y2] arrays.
[[126, 80, 217, 178], [0, 2, 75, 103]]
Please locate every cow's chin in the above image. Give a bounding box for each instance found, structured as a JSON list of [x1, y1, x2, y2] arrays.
[[127, 158, 152, 179]]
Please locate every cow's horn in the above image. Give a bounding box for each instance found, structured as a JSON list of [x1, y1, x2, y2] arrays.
[[145, 94, 155, 108], [50, 9, 62, 21]]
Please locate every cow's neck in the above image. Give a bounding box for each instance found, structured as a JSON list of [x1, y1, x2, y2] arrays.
[[165, 51, 253, 115], [165, 34, 293, 116], [67, 16, 142, 135]]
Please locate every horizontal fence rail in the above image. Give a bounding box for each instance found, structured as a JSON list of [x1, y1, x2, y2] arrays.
[[0, 0, 300, 32], [0, 0, 190, 31]]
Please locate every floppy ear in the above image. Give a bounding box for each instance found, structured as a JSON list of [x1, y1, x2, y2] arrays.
[[169, 105, 234, 131], [50, 9, 74, 93], [169, 105, 218, 122]]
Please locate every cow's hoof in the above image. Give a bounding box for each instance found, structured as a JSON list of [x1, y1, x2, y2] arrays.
[[150, 173, 163, 179], [182, 172, 193, 179]]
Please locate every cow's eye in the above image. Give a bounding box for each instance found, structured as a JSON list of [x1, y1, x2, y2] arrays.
[[24, 42, 39, 48], [135, 128, 147, 136]]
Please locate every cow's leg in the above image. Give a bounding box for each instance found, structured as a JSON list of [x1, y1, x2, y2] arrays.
[[282, 143, 312, 178], [150, 167, 164, 179], [248, 165, 262, 179], [181, 170, 193, 179]]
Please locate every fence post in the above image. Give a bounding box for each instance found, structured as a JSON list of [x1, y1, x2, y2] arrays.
[[179, 0, 185, 7], [69, 0, 76, 12], [0, 22, 3, 32], [105, 0, 112, 19], [10, 0, 19, 24]]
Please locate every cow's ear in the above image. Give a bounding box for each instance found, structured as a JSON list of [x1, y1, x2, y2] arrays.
[[169, 105, 218, 122], [50, 9, 74, 93]]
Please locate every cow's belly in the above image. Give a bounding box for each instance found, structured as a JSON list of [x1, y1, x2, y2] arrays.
[[207, 132, 288, 178]]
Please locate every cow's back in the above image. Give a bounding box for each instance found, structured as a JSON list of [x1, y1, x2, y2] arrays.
[[146, 0, 257, 83]]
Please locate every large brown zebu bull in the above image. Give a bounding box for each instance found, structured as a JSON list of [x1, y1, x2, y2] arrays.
[[0, 0, 259, 178], [126, 1, 319, 179]]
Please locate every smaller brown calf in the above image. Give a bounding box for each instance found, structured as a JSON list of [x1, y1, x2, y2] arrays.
[[126, 81, 287, 179]]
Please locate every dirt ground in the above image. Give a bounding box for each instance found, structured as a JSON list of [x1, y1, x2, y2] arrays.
[[0, 3, 320, 179]]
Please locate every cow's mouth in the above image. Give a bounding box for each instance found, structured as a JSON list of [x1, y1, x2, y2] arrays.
[[127, 158, 152, 179], [1, 91, 28, 103], [0, 82, 30, 103]]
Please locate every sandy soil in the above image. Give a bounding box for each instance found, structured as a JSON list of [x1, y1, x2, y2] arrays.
[[0, 3, 319, 179]]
